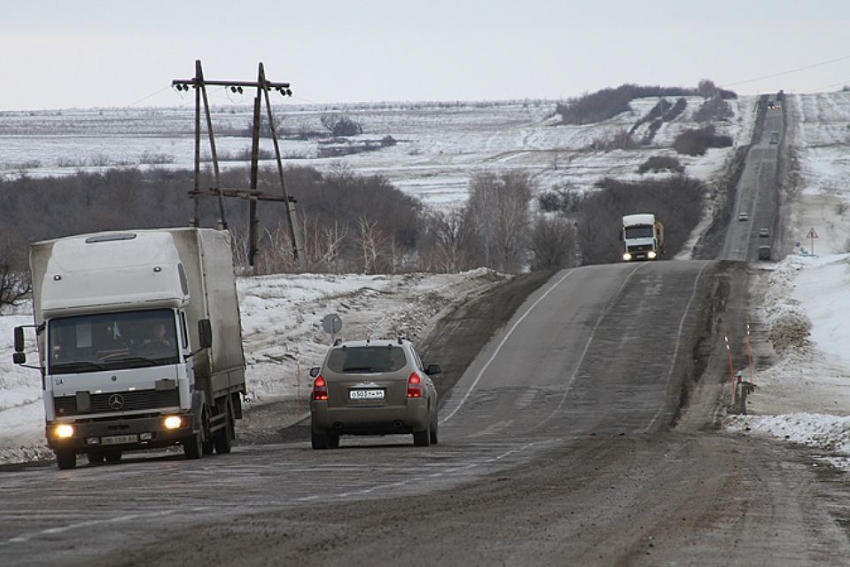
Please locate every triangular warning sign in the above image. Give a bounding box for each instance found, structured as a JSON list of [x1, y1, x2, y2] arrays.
[[807, 228, 819, 239]]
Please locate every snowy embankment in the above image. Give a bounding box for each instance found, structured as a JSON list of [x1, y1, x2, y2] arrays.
[[0, 269, 506, 464], [724, 92, 850, 468]]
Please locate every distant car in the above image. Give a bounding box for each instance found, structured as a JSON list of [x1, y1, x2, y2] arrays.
[[770, 131, 780, 144], [309, 339, 440, 449], [758, 245, 771, 261], [759, 228, 770, 238], [738, 212, 749, 221]]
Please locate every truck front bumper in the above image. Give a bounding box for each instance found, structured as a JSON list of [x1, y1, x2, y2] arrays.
[[46, 413, 197, 452]]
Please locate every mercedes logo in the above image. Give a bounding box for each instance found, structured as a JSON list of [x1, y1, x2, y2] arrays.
[[108, 394, 125, 410]]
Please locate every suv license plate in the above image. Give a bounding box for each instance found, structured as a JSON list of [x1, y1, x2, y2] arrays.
[[102, 434, 138, 446], [349, 389, 384, 400]]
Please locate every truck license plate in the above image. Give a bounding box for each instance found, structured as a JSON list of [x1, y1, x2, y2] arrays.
[[349, 389, 384, 400], [102, 434, 138, 445]]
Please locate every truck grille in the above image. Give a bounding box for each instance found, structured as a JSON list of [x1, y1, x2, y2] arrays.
[[54, 389, 180, 416]]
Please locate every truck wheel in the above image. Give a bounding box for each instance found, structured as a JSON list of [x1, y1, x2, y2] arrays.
[[311, 431, 330, 450], [184, 431, 203, 459], [214, 405, 233, 455], [202, 438, 215, 455], [87, 451, 105, 465], [104, 450, 122, 464], [56, 449, 77, 470], [413, 421, 431, 447]]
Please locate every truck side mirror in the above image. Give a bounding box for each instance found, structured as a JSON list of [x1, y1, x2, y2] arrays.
[[13, 352, 26, 365], [13, 326, 25, 353], [309, 367, 320, 378], [198, 319, 213, 349]]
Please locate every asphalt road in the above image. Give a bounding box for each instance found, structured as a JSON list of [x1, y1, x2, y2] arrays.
[[8, 260, 848, 566], [722, 99, 785, 261]]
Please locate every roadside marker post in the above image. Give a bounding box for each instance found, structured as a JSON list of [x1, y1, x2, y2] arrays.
[[296, 347, 302, 417], [746, 323, 755, 385], [725, 335, 736, 408]]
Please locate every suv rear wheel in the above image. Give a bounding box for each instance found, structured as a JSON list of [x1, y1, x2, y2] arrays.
[[312, 431, 330, 450], [413, 421, 431, 447]]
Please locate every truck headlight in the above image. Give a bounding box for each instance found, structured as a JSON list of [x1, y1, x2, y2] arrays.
[[647, 251, 657, 259], [55, 424, 75, 438], [163, 416, 183, 430], [623, 253, 632, 261]]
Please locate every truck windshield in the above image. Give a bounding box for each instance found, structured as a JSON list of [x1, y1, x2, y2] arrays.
[[624, 226, 654, 239], [48, 309, 179, 375]]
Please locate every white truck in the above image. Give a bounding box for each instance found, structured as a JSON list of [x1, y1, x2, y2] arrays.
[[12, 228, 246, 469], [621, 214, 665, 261]]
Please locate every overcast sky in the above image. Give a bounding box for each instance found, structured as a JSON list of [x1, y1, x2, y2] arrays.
[[2, 0, 849, 110]]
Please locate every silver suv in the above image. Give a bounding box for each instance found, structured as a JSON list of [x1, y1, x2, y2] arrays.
[[309, 339, 440, 449]]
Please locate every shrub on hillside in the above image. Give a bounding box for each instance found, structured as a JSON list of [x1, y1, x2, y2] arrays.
[[320, 114, 363, 137], [637, 156, 685, 174], [537, 183, 583, 214], [693, 96, 734, 123], [587, 129, 638, 152], [673, 125, 733, 156], [662, 97, 688, 121]]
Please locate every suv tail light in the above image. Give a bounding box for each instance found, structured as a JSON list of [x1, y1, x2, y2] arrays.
[[407, 372, 422, 398], [313, 375, 328, 401]]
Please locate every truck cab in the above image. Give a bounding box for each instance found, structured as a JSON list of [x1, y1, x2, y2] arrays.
[[621, 214, 664, 262], [13, 229, 244, 469]]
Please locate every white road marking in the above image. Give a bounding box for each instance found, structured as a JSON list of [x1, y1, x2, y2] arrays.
[[440, 269, 575, 424], [2, 506, 211, 545]]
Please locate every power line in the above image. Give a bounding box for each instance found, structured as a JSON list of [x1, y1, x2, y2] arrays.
[[723, 53, 850, 88], [124, 85, 175, 108], [810, 78, 850, 92]]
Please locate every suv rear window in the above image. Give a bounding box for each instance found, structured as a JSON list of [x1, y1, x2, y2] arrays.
[[327, 346, 407, 373]]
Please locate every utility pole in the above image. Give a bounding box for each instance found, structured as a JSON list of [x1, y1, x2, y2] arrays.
[[173, 60, 307, 271]]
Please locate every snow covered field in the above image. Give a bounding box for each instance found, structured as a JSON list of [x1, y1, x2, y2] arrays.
[[725, 92, 850, 470], [1, 97, 754, 210]]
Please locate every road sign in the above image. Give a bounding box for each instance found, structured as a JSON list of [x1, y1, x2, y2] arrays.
[[806, 227, 819, 256], [322, 314, 343, 343]]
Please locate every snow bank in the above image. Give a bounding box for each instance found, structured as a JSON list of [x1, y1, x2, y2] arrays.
[[727, 413, 850, 455]]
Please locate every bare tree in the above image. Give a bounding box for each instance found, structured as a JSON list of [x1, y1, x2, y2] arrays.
[[465, 172, 532, 273], [318, 221, 349, 273], [355, 216, 386, 274], [420, 209, 474, 273], [528, 215, 576, 271]]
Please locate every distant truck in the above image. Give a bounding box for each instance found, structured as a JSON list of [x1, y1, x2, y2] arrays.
[[621, 214, 665, 261], [13, 228, 246, 469]]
